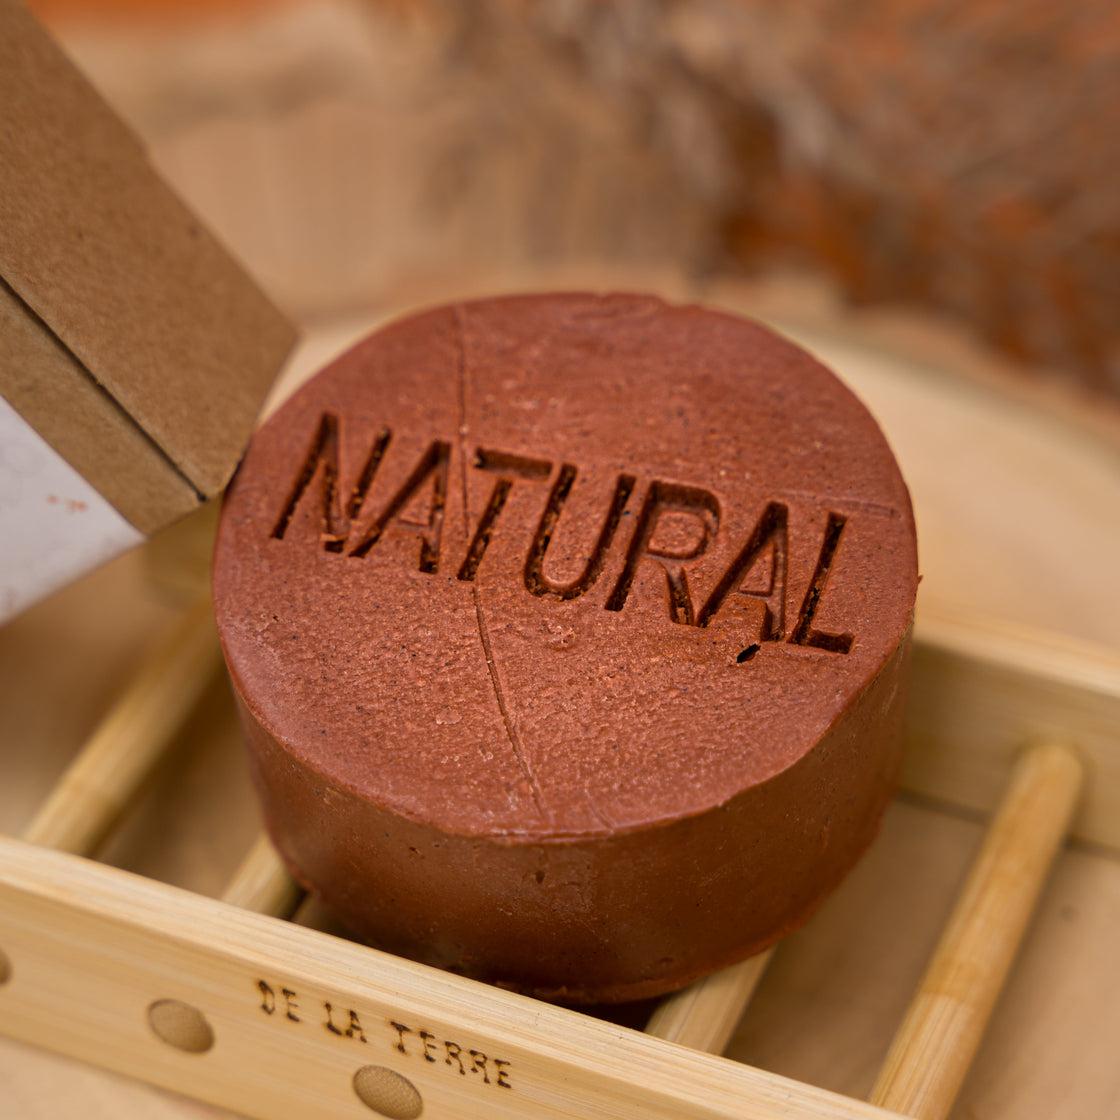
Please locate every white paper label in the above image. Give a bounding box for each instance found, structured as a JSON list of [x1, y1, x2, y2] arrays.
[[0, 395, 144, 624]]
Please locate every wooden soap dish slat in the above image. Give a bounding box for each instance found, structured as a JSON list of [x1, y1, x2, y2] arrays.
[[644, 950, 775, 1055], [870, 741, 1083, 1120], [221, 833, 303, 918], [20, 598, 220, 856], [223, 824, 776, 1058], [1, 603, 1115, 1119], [0, 833, 896, 1120]]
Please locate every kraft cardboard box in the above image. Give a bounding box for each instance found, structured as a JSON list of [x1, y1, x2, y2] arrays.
[[0, 0, 297, 621]]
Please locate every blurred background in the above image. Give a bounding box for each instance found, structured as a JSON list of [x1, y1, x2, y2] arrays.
[[22, 0, 1120, 400]]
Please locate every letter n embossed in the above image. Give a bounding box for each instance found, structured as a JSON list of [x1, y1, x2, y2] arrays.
[[270, 412, 391, 551]]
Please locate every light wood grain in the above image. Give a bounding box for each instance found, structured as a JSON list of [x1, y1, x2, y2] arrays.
[[0, 835, 901, 1120], [20, 599, 221, 856], [869, 742, 1084, 1120], [644, 951, 773, 1054], [906, 608, 1119, 851], [726, 798, 1120, 1114], [220, 832, 302, 917]]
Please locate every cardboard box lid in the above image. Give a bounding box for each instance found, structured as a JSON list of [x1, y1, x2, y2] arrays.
[[0, 0, 297, 531]]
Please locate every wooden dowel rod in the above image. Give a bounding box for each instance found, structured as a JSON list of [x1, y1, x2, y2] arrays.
[[21, 598, 221, 856], [869, 741, 1084, 1120], [221, 831, 303, 917], [291, 892, 346, 934], [645, 949, 774, 1054]]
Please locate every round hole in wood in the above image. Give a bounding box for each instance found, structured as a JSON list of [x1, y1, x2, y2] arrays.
[[147, 999, 214, 1053], [0, 946, 10, 985], [352, 1065, 423, 1118]]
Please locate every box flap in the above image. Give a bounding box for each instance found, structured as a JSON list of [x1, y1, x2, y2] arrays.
[[0, 0, 297, 501], [1, 276, 200, 534]]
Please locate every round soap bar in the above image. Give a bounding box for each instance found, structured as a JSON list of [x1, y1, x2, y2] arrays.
[[213, 293, 918, 1003]]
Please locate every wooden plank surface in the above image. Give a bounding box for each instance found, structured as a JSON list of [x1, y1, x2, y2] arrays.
[[0, 835, 905, 1120], [728, 803, 1120, 1119], [870, 743, 1084, 1120]]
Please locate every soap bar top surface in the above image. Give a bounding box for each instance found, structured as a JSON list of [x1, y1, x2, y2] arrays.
[[214, 293, 917, 841]]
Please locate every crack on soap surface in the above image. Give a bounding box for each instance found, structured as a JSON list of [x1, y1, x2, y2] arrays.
[[453, 304, 545, 817], [583, 781, 612, 831]]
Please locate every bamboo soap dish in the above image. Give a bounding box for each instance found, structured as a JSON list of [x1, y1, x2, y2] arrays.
[[3, 303, 1120, 1119], [1, 589, 1117, 1120]]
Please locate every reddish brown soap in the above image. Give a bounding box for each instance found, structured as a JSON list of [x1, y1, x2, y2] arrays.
[[213, 293, 918, 1003]]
